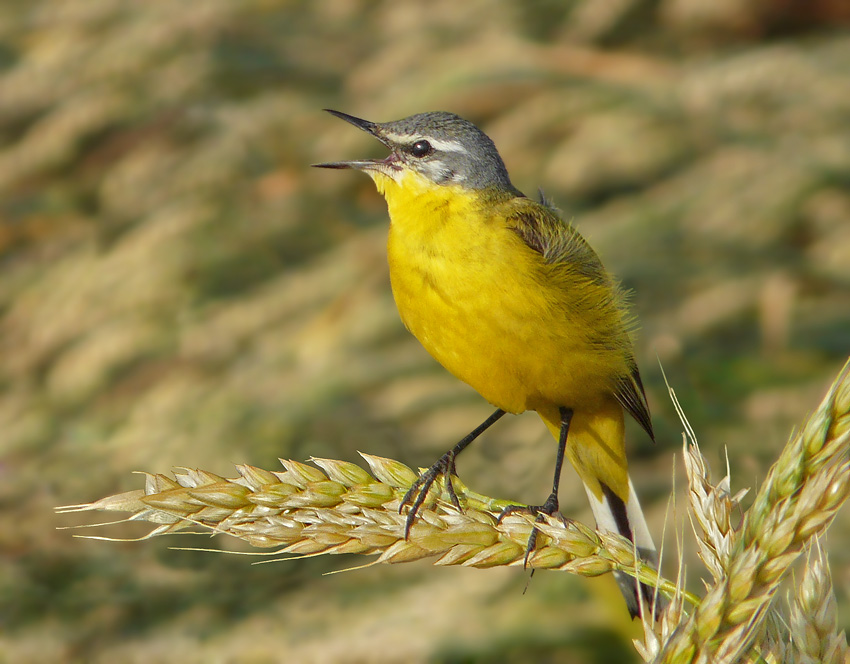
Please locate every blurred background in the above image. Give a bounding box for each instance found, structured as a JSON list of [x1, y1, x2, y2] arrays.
[[2, 1, 849, 662]]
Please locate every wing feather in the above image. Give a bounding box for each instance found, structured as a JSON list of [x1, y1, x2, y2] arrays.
[[507, 199, 654, 440], [614, 364, 655, 441]]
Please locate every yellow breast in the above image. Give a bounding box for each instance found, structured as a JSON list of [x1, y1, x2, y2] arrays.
[[374, 170, 629, 415]]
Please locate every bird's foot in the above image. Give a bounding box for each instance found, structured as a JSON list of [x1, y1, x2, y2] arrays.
[[497, 491, 565, 568], [399, 450, 461, 538]]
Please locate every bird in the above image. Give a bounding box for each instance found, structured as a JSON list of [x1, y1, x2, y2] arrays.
[[314, 109, 660, 618]]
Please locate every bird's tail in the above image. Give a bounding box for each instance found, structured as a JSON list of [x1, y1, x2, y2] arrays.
[[584, 477, 660, 618], [540, 400, 661, 619]]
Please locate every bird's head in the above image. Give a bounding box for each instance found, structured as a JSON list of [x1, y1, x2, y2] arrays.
[[313, 110, 514, 192]]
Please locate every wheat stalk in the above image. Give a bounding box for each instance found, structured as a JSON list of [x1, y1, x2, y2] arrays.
[[656, 359, 850, 663], [784, 539, 849, 664], [57, 453, 684, 601], [57, 359, 850, 662]]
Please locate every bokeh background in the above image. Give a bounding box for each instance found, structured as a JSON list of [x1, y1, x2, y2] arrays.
[[2, 1, 850, 662]]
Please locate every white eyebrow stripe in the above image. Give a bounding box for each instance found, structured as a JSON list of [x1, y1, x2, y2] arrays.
[[426, 137, 467, 153], [381, 132, 468, 154]]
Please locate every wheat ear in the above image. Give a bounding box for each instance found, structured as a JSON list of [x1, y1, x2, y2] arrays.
[[57, 453, 685, 601], [657, 360, 850, 663]]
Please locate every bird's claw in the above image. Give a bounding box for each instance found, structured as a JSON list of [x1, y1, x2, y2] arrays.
[[399, 450, 460, 538], [497, 492, 563, 568]]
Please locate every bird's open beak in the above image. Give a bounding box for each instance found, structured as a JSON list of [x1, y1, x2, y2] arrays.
[[324, 109, 380, 136], [312, 109, 392, 171]]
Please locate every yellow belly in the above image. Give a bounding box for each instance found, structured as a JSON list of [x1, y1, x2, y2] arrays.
[[378, 171, 629, 416]]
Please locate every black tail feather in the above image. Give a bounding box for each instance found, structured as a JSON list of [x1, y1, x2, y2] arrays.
[[600, 483, 663, 619]]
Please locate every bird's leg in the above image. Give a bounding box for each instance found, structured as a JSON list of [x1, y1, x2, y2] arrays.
[[498, 407, 573, 568], [400, 408, 506, 538]]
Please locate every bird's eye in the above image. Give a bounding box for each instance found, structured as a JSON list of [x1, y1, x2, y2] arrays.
[[410, 140, 433, 158]]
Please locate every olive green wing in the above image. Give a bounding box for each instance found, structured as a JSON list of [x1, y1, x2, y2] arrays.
[[508, 198, 610, 287], [614, 364, 655, 442], [507, 198, 655, 441]]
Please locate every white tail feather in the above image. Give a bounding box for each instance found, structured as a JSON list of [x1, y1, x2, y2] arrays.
[[583, 477, 660, 617], [584, 478, 657, 558]]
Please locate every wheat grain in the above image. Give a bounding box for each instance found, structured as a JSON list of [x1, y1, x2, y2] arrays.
[[656, 360, 850, 663], [57, 360, 850, 663], [58, 453, 681, 598]]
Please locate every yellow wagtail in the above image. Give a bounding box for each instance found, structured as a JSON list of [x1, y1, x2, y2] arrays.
[[315, 110, 659, 617]]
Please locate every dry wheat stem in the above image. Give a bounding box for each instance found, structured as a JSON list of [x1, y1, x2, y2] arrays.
[[786, 539, 849, 664], [750, 538, 849, 664], [683, 441, 749, 583], [657, 359, 850, 664], [57, 453, 687, 603], [56, 360, 850, 663]]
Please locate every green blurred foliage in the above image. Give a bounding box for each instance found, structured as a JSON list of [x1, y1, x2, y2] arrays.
[[1, 1, 849, 662]]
